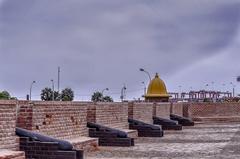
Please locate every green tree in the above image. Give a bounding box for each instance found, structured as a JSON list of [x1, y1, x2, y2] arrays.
[[103, 96, 113, 102], [91, 91, 113, 102], [91, 91, 103, 102], [61, 88, 74, 101], [40, 87, 59, 101], [0, 91, 11, 100]]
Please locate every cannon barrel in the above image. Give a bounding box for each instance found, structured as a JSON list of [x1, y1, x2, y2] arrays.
[[128, 118, 160, 130], [16, 127, 73, 150], [170, 114, 194, 126], [153, 116, 178, 125], [87, 122, 127, 138]]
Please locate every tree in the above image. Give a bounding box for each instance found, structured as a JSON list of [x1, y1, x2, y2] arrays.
[[0, 91, 11, 100], [103, 96, 113, 102], [91, 91, 103, 102], [61, 88, 74, 101], [91, 91, 113, 102], [40, 87, 59, 101]]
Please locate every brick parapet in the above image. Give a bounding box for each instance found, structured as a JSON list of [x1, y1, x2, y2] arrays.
[[154, 103, 171, 119], [87, 102, 129, 129], [171, 103, 183, 116], [128, 102, 154, 124], [187, 102, 240, 118], [0, 100, 19, 151], [16, 101, 89, 140]]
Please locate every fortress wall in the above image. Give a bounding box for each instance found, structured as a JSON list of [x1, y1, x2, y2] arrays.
[[17, 101, 88, 140], [88, 102, 129, 129], [128, 102, 154, 124], [187, 102, 240, 118], [0, 100, 19, 151], [171, 103, 184, 116], [154, 103, 171, 119]]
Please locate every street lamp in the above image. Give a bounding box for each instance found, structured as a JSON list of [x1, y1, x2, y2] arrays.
[[139, 68, 151, 82], [101, 88, 109, 95], [51, 79, 55, 101], [141, 81, 146, 96], [222, 83, 226, 92], [29, 81, 36, 101], [205, 84, 209, 91], [120, 85, 127, 102], [211, 81, 214, 91], [230, 82, 235, 97], [178, 85, 182, 99]]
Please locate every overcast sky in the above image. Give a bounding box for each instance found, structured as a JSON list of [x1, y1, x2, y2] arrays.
[[1, 0, 240, 101]]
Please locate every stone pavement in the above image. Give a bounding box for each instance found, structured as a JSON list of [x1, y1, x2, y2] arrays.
[[87, 123, 240, 159]]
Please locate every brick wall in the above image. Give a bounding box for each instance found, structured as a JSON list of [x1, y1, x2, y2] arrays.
[[19, 137, 82, 159], [187, 102, 240, 118], [17, 101, 88, 140], [154, 103, 171, 119], [171, 103, 183, 116], [128, 102, 153, 124], [0, 150, 25, 159], [0, 100, 19, 151], [87, 102, 129, 129]]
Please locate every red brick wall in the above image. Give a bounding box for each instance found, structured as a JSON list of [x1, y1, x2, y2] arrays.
[[128, 102, 153, 124], [17, 101, 88, 140], [171, 103, 183, 116], [87, 102, 129, 129], [0, 100, 19, 151], [154, 103, 171, 119], [187, 102, 240, 118]]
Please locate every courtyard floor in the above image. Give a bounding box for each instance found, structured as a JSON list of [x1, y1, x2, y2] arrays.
[[87, 122, 240, 159]]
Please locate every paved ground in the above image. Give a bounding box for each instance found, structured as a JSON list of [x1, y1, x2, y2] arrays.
[[87, 123, 240, 159]]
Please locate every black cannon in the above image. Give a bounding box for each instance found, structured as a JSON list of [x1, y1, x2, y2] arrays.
[[128, 118, 163, 137], [153, 116, 182, 130], [16, 127, 83, 159], [170, 114, 194, 126], [87, 122, 134, 147]]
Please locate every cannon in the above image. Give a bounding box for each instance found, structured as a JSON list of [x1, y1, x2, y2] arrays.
[[170, 114, 194, 126], [87, 122, 127, 138], [128, 118, 163, 137], [16, 127, 73, 150], [87, 122, 134, 147], [153, 116, 182, 130], [16, 127, 83, 159]]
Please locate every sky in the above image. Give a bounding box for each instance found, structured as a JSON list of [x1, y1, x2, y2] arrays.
[[1, 0, 240, 101]]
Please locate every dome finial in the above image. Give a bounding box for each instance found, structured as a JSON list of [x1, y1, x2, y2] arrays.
[[155, 73, 159, 78]]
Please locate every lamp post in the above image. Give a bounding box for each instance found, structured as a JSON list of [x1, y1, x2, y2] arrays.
[[230, 82, 235, 97], [29, 81, 36, 101], [178, 85, 182, 99], [101, 88, 109, 95], [222, 83, 226, 92], [141, 81, 146, 96], [139, 68, 151, 82], [120, 85, 127, 102], [205, 84, 209, 91], [211, 81, 214, 91], [51, 79, 54, 101]]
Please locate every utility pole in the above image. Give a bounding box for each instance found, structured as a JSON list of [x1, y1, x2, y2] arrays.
[[57, 67, 60, 93], [51, 79, 54, 101]]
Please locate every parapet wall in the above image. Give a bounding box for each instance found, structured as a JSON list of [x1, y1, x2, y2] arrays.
[[171, 103, 184, 116], [154, 103, 171, 119], [17, 101, 88, 140], [187, 102, 240, 118], [87, 102, 129, 129], [128, 102, 153, 124], [0, 100, 19, 151]]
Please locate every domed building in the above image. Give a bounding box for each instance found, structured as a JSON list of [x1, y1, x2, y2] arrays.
[[145, 73, 171, 102]]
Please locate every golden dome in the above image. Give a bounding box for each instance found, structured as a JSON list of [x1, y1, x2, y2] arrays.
[[145, 73, 170, 98]]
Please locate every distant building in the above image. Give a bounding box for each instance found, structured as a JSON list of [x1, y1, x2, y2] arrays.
[[145, 73, 171, 102]]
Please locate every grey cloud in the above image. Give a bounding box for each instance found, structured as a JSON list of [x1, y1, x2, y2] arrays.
[[1, 0, 240, 100]]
